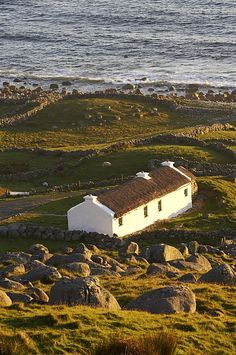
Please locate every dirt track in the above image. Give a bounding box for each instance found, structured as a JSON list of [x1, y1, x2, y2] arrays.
[[0, 192, 78, 221]]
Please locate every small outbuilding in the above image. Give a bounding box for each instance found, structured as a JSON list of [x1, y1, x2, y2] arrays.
[[67, 161, 196, 237]]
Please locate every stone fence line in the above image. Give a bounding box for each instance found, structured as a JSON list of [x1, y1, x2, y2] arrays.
[[0, 92, 64, 127], [0, 130, 235, 186], [0, 224, 235, 249]]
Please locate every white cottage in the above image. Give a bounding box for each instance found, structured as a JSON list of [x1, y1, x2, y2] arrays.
[[67, 161, 196, 237]]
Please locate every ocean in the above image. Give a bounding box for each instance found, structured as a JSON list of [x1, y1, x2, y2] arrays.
[[0, 0, 236, 92]]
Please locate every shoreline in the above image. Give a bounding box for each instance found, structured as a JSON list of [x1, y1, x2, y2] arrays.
[[1, 82, 236, 107], [0, 75, 236, 98]]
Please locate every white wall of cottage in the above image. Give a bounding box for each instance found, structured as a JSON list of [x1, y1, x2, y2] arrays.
[[67, 182, 192, 237], [112, 182, 192, 237]]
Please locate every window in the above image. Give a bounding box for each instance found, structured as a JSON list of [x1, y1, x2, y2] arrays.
[[118, 217, 123, 226], [144, 206, 148, 218], [184, 188, 188, 197], [158, 200, 162, 212]]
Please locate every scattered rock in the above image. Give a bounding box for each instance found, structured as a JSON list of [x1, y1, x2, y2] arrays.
[[62, 247, 73, 254], [178, 244, 189, 258], [28, 244, 49, 254], [177, 273, 197, 283], [62, 81, 72, 86], [0, 290, 12, 307], [13, 78, 22, 83], [1, 264, 25, 277], [6, 292, 32, 304], [186, 254, 212, 273], [102, 161, 112, 167], [91, 255, 104, 265], [49, 277, 121, 310], [200, 264, 236, 285], [0, 278, 25, 291], [122, 84, 135, 90], [142, 244, 184, 263], [46, 253, 90, 267], [0, 252, 31, 265], [62, 262, 90, 276], [23, 265, 61, 283], [126, 285, 196, 314], [124, 242, 139, 256], [27, 287, 49, 303], [146, 263, 180, 276], [50, 83, 59, 90], [188, 241, 199, 255]]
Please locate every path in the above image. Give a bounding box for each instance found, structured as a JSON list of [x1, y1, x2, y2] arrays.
[[0, 192, 79, 221]]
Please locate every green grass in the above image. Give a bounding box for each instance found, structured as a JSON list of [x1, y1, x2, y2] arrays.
[[196, 130, 236, 141], [160, 177, 236, 231], [0, 143, 231, 191], [0, 97, 208, 150], [32, 144, 234, 186], [0, 151, 80, 174], [228, 146, 236, 151], [0, 104, 19, 116], [0, 101, 37, 117], [0, 275, 235, 354], [1, 213, 67, 228]]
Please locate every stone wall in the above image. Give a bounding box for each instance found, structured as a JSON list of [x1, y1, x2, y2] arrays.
[[0, 96, 63, 127], [0, 223, 235, 249], [1, 129, 235, 186], [149, 158, 236, 177]]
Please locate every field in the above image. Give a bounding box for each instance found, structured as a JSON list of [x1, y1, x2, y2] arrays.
[[1, 97, 234, 150], [0, 273, 235, 354], [0, 143, 234, 192], [0, 94, 235, 355]]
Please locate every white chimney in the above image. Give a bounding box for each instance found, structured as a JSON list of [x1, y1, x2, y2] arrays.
[[136, 171, 151, 180], [161, 161, 175, 168], [84, 194, 98, 203], [161, 161, 191, 180]]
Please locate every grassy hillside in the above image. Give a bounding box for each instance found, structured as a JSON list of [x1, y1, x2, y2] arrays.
[[0, 275, 235, 354], [161, 177, 236, 231], [196, 130, 236, 141], [0, 97, 210, 150], [0, 143, 233, 192]]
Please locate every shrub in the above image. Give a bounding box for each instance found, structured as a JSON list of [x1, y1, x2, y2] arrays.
[[93, 332, 177, 355], [0, 331, 38, 354]]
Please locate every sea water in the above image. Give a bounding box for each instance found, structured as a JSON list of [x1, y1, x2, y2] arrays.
[[0, 0, 235, 91]]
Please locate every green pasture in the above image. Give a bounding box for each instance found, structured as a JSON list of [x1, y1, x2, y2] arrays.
[[0, 276, 235, 354], [0, 143, 232, 192], [0, 97, 209, 150]]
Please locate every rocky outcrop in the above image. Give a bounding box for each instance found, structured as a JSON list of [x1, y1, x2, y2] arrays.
[[0, 290, 12, 307], [186, 254, 212, 273], [146, 263, 180, 276], [0, 278, 25, 291], [49, 277, 121, 310], [126, 286, 196, 314], [6, 292, 33, 304], [142, 244, 184, 263], [46, 253, 91, 267], [23, 264, 61, 283], [177, 273, 197, 283], [62, 262, 90, 276], [200, 264, 236, 285]]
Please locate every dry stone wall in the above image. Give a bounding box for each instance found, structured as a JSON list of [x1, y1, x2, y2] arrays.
[[0, 224, 235, 249]]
